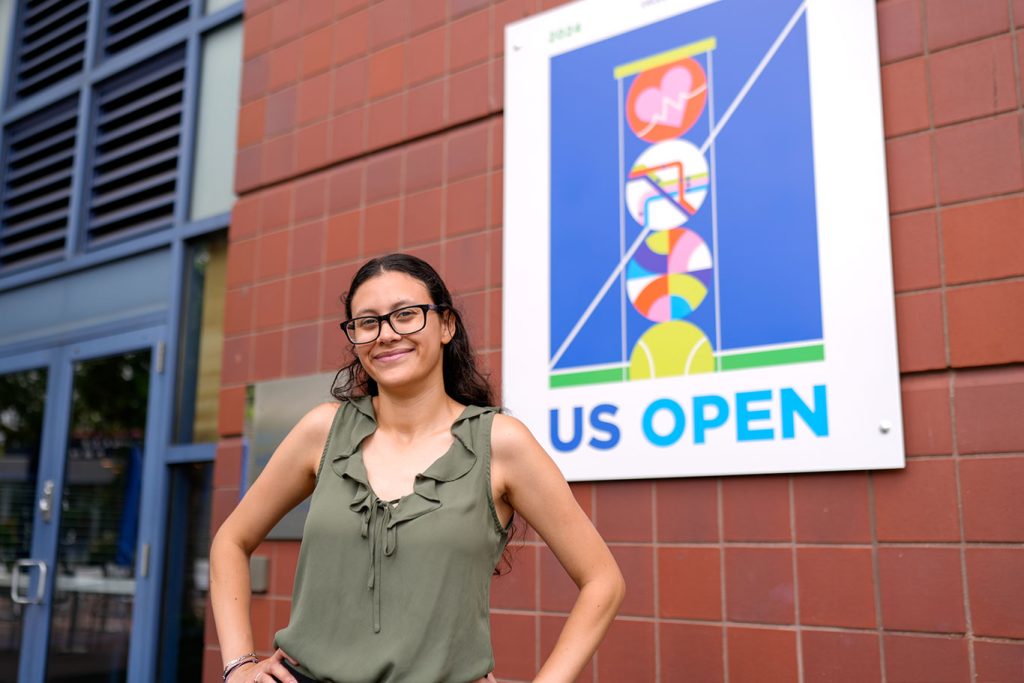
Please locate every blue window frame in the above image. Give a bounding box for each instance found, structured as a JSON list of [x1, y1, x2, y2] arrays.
[[0, 0, 243, 288]]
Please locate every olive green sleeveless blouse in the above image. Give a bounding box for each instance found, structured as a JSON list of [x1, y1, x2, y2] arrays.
[[274, 396, 510, 683]]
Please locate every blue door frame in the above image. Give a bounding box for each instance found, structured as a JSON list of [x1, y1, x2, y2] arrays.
[[10, 326, 168, 683]]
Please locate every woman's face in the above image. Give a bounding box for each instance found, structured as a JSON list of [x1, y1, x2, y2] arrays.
[[348, 270, 452, 391]]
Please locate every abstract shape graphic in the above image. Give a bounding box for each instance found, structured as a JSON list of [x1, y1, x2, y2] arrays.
[[625, 140, 709, 230], [626, 58, 708, 141], [629, 320, 715, 379], [627, 228, 712, 322]]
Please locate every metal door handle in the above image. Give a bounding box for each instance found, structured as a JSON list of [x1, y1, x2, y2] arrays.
[[11, 559, 47, 605]]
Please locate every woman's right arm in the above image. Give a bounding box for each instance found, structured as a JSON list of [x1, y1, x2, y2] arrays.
[[209, 401, 339, 681]]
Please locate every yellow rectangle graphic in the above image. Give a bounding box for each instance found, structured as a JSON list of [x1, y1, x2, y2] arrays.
[[613, 37, 717, 79]]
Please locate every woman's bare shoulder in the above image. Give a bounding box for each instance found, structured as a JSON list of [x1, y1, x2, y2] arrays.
[[290, 401, 342, 470], [491, 412, 541, 461]]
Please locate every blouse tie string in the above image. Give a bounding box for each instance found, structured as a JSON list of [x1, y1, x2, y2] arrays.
[[361, 497, 398, 633]]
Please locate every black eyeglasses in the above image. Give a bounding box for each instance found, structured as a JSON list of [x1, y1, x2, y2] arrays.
[[340, 304, 447, 344]]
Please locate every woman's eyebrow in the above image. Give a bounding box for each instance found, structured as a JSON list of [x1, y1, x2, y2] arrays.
[[353, 299, 416, 316]]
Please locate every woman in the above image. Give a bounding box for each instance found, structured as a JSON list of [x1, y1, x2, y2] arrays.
[[210, 254, 625, 682]]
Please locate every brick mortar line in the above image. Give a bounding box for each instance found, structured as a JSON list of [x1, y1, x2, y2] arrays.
[[489, 608, 1024, 642], [717, 478, 729, 682], [886, 188, 1024, 219], [650, 481, 661, 682], [893, 273, 1024, 298], [789, 475, 805, 683], [868, 468, 888, 683]]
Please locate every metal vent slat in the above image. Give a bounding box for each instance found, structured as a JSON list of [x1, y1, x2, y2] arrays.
[[99, 80, 183, 129], [0, 225, 68, 260], [1, 96, 77, 271], [89, 192, 175, 232], [5, 148, 75, 185], [95, 125, 181, 168], [86, 49, 184, 247], [92, 148, 178, 189], [2, 166, 73, 204], [22, 1, 86, 42], [96, 103, 182, 149], [12, 0, 87, 99], [2, 188, 72, 223], [101, 58, 184, 102], [90, 169, 176, 213], [103, 0, 189, 57], [2, 206, 70, 240]]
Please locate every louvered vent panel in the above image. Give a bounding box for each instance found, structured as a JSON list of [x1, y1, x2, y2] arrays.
[[0, 97, 78, 271], [103, 0, 191, 57], [87, 49, 184, 247], [11, 0, 88, 101]]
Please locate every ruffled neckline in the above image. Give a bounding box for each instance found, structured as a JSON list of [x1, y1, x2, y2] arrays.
[[326, 396, 494, 633]]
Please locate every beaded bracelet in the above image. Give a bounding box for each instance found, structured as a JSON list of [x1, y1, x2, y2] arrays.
[[222, 653, 258, 681]]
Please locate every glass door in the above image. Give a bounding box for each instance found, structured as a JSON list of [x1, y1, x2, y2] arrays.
[[0, 350, 59, 683], [7, 327, 166, 683]]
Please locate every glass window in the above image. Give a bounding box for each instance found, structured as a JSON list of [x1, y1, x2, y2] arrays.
[[190, 21, 242, 221], [0, 365, 47, 683], [174, 234, 226, 443], [157, 461, 212, 683], [0, 0, 15, 101], [205, 0, 238, 15]]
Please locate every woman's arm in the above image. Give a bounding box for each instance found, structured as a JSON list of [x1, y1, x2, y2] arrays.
[[492, 414, 626, 683], [209, 401, 338, 680]]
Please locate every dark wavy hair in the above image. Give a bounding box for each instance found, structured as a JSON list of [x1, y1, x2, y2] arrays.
[[330, 253, 494, 407], [330, 253, 519, 573]]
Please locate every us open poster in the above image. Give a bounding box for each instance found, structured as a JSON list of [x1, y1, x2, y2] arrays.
[[502, 0, 905, 480]]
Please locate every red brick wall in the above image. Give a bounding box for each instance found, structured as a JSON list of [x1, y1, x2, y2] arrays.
[[205, 0, 1024, 681]]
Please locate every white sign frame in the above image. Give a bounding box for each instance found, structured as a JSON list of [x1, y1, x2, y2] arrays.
[[502, 0, 904, 480]]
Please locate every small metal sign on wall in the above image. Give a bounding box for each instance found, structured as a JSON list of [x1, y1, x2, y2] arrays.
[[503, 0, 905, 480]]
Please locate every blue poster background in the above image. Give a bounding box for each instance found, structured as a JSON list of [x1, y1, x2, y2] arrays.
[[550, 0, 823, 374]]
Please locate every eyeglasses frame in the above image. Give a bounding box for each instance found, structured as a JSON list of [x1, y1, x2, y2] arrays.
[[339, 303, 448, 344]]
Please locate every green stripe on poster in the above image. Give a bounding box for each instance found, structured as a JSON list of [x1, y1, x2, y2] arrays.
[[719, 343, 825, 371], [550, 367, 628, 388]]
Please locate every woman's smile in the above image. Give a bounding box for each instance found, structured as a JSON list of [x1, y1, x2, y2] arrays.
[[373, 347, 413, 363]]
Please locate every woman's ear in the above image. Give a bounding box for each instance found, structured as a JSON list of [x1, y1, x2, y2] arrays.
[[442, 311, 456, 344]]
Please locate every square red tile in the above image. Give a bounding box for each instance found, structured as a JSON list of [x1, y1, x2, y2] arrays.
[[954, 366, 1024, 454], [881, 58, 930, 137], [973, 640, 1024, 683], [885, 133, 935, 213], [287, 271, 322, 323], [900, 373, 953, 456], [942, 196, 1024, 285], [596, 620, 655, 682], [289, 219, 325, 273], [655, 477, 719, 542], [874, 458, 960, 541], [876, 0, 924, 63], [966, 548, 1024, 638], [889, 211, 941, 292], [792, 471, 871, 543], [948, 281, 1024, 368], [884, 634, 969, 683], [934, 114, 1024, 204], [925, 0, 1010, 50], [490, 613, 536, 681], [593, 480, 653, 542], [722, 474, 790, 542], [802, 630, 881, 683], [657, 547, 721, 620], [446, 175, 488, 237], [797, 548, 876, 628], [878, 547, 965, 633], [724, 547, 795, 625], [609, 545, 653, 617], [960, 457, 1024, 542], [727, 626, 798, 683], [539, 545, 576, 613], [403, 189, 442, 246], [660, 623, 723, 683], [894, 292, 947, 372], [490, 544, 535, 610], [929, 36, 1017, 127]]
